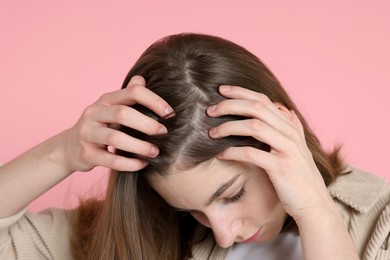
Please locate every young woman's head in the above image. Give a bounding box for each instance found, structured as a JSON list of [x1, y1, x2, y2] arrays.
[[73, 33, 344, 260]]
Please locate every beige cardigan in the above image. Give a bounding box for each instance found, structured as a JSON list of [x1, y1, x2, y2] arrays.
[[1, 167, 389, 260]]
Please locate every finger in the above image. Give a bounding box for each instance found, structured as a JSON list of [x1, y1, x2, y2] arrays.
[[291, 110, 305, 138], [85, 127, 160, 158], [217, 85, 287, 121], [217, 146, 276, 173], [98, 76, 174, 118], [128, 75, 146, 86], [209, 119, 290, 152], [207, 99, 293, 136], [91, 105, 167, 136], [87, 149, 147, 171]]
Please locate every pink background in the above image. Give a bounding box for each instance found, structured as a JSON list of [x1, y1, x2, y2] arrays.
[[1, 1, 389, 212]]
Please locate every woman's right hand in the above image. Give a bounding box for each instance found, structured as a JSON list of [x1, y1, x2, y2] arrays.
[[0, 75, 172, 218], [60, 75, 174, 173]]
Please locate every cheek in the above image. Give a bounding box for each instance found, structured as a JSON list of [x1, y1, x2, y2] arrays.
[[247, 173, 283, 217]]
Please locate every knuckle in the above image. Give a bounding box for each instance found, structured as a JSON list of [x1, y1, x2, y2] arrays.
[[222, 147, 233, 156], [215, 101, 229, 113], [252, 101, 265, 112], [82, 104, 95, 118], [151, 122, 163, 134], [257, 93, 270, 103], [130, 75, 146, 86], [97, 92, 111, 103], [79, 146, 91, 162], [110, 156, 123, 170], [77, 125, 88, 140], [247, 119, 263, 131], [243, 147, 255, 160], [106, 131, 121, 146], [113, 106, 128, 122], [127, 83, 143, 97], [215, 125, 226, 136], [139, 117, 161, 135]]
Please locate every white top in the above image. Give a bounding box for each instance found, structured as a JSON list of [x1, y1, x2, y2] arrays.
[[227, 232, 302, 260]]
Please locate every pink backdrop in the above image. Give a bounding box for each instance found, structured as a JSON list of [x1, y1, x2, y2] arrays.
[[1, 1, 389, 212]]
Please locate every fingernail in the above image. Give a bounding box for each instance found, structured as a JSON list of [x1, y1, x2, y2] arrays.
[[159, 126, 168, 134], [150, 146, 159, 157], [208, 105, 217, 113], [164, 107, 174, 116], [209, 127, 217, 137], [220, 85, 231, 92]]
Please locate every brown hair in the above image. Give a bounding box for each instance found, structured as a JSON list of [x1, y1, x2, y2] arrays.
[[71, 33, 345, 259]]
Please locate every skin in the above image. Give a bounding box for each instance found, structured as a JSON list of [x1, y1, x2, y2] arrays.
[[0, 76, 359, 259], [149, 159, 288, 248], [151, 85, 359, 259], [0, 76, 172, 218]]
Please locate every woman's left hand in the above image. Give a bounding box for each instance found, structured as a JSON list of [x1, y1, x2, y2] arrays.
[[207, 85, 335, 222]]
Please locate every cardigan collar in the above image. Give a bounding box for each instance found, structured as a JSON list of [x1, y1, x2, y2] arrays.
[[328, 166, 388, 213]]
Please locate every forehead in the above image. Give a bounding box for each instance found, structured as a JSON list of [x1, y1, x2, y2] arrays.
[[147, 159, 245, 209]]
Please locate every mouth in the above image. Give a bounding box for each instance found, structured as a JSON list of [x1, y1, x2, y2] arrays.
[[240, 227, 263, 243]]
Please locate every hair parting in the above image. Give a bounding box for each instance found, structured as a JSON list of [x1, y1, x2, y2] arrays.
[[71, 33, 345, 260]]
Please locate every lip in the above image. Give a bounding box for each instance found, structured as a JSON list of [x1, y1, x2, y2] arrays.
[[241, 227, 262, 243]]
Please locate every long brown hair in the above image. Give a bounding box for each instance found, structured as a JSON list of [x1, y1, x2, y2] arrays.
[[71, 33, 344, 259]]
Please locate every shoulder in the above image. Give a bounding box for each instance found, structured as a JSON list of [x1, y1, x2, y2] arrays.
[[0, 208, 75, 259], [328, 166, 390, 260]]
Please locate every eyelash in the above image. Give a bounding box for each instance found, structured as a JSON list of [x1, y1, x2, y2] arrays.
[[223, 186, 246, 204], [188, 186, 246, 215]]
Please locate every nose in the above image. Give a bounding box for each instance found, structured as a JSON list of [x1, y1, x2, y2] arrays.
[[206, 214, 242, 248]]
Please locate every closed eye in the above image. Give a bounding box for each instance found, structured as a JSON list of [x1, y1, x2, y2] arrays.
[[183, 186, 246, 215], [223, 186, 246, 204]]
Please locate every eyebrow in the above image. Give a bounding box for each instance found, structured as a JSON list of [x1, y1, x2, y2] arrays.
[[172, 174, 242, 212], [206, 174, 241, 207]]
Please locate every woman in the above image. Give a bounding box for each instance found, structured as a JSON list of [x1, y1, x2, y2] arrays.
[[0, 33, 388, 260]]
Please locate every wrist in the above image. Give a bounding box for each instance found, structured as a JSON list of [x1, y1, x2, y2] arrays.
[[295, 200, 359, 259], [293, 198, 341, 228], [295, 208, 336, 229], [39, 129, 76, 177]]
